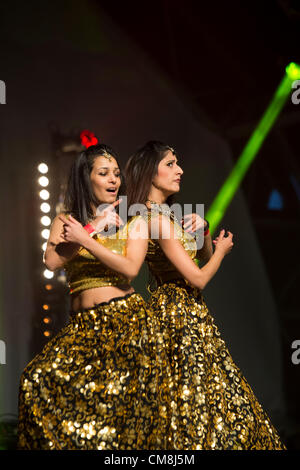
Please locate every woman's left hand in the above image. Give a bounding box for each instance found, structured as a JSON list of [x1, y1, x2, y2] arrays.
[[58, 214, 91, 245], [181, 213, 207, 233]]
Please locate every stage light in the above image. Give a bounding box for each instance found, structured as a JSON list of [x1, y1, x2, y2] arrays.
[[268, 189, 283, 210], [206, 62, 300, 234], [40, 202, 51, 213], [36, 162, 55, 347], [41, 216, 51, 226], [38, 176, 49, 187], [41, 229, 50, 239], [43, 269, 54, 279], [38, 163, 48, 174], [286, 62, 300, 80], [39, 190, 50, 200]]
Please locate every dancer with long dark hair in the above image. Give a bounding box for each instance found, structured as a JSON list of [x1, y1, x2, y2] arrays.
[[125, 140, 286, 450], [17, 144, 170, 450]]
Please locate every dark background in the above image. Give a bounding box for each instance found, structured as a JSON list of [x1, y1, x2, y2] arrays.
[[0, 0, 299, 450]]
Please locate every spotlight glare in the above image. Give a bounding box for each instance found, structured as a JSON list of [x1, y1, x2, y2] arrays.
[[41, 229, 50, 240], [43, 269, 54, 279], [41, 216, 51, 226], [42, 242, 47, 251], [39, 190, 50, 200], [207, 63, 300, 234], [38, 163, 48, 174], [286, 62, 300, 80], [38, 176, 49, 187], [40, 202, 50, 213]]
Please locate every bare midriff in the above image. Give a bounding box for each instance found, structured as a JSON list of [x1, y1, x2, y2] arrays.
[[71, 284, 135, 311]]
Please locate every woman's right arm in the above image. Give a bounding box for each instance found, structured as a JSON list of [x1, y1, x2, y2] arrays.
[[43, 215, 80, 271], [153, 215, 233, 291]]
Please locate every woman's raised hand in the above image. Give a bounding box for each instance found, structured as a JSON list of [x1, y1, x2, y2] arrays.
[[58, 214, 91, 245], [213, 229, 234, 256], [92, 199, 124, 233], [181, 213, 206, 232]]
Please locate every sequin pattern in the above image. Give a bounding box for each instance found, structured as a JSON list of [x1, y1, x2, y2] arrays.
[[17, 293, 171, 450], [147, 279, 286, 450], [144, 205, 286, 450]]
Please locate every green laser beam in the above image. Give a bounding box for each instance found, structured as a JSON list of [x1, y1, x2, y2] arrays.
[[206, 62, 300, 236]]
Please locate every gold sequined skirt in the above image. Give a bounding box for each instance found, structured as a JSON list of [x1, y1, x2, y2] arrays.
[[17, 292, 171, 450], [147, 279, 286, 450]]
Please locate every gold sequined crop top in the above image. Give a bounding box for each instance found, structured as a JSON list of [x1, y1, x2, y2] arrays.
[[143, 204, 198, 286], [64, 216, 139, 295]]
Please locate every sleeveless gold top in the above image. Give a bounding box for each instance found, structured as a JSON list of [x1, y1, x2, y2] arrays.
[[64, 216, 139, 295], [143, 204, 198, 286]]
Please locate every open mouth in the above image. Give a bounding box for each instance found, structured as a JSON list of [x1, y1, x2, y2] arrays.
[[106, 188, 117, 193]]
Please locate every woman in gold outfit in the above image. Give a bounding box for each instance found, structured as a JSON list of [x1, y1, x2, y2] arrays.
[[125, 140, 286, 450], [17, 144, 170, 450]]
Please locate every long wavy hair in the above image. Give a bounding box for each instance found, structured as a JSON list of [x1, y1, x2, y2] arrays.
[[63, 144, 125, 225], [124, 140, 176, 209]]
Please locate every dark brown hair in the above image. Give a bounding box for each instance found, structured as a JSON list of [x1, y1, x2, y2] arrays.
[[64, 144, 125, 225], [125, 140, 176, 208]]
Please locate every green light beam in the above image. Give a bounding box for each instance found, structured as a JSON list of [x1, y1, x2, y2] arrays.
[[206, 62, 300, 236]]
